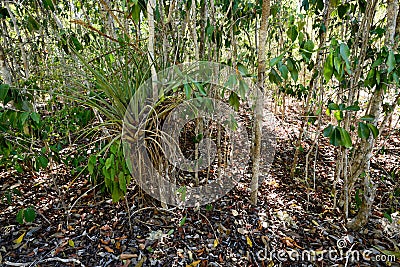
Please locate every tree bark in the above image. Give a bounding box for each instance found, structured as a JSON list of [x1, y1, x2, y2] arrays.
[[347, 0, 398, 230], [250, 0, 270, 205]]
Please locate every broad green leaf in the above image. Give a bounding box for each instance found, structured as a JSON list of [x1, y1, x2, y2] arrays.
[[269, 55, 283, 67], [38, 156, 49, 168], [184, 84, 192, 99], [111, 184, 121, 202], [30, 112, 40, 124], [286, 58, 298, 82], [16, 209, 24, 224], [238, 80, 248, 99], [340, 43, 351, 73], [119, 172, 127, 193], [287, 26, 298, 42], [324, 53, 334, 83], [20, 112, 30, 126], [24, 207, 36, 222], [228, 92, 240, 111], [367, 123, 379, 138], [237, 63, 248, 76], [269, 68, 282, 84], [105, 157, 112, 169], [358, 122, 370, 139], [361, 115, 375, 122], [0, 84, 10, 101], [88, 155, 96, 175], [338, 127, 352, 148], [278, 64, 289, 80], [330, 127, 342, 146], [131, 3, 141, 23], [387, 50, 396, 73], [328, 103, 340, 110], [304, 40, 315, 52], [323, 125, 334, 137], [345, 105, 360, 111], [338, 4, 349, 19], [334, 110, 343, 122]]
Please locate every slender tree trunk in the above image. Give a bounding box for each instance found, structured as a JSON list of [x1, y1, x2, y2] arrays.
[[0, 44, 12, 85], [250, 0, 270, 205], [6, 3, 29, 80], [347, 0, 398, 230]]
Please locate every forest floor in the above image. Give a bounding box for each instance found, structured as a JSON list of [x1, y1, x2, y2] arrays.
[[1, 104, 400, 267]]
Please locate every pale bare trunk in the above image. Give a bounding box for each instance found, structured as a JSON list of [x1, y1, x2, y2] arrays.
[[0, 44, 12, 85], [250, 0, 270, 205], [347, 0, 397, 230]]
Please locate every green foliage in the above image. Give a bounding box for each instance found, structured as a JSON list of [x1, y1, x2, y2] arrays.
[[16, 207, 36, 224]]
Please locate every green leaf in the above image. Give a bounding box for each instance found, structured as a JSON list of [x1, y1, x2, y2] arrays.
[[387, 50, 396, 73], [304, 40, 315, 52], [70, 36, 83, 51], [20, 112, 30, 126], [287, 26, 298, 42], [30, 112, 40, 124], [111, 185, 121, 202], [330, 127, 342, 147], [228, 92, 240, 111], [361, 115, 375, 122], [179, 216, 187, 227], [269, 68, 282, 84], [278, 64, 289, 80], [338, 127, 352, 148], [338, 4, 349, 19], [131, 3, 141, 23], [367, 124, 379, 138], [88, 155, 96, 175], [358, 122, 370, 139], [345, 105, 360, 111], [0, 84, 10, 101], [195, 83, 207, 96], [43, 0, 55, 11], [334, 110, 343, 122], [328, 103, 340, 110], [286, 58, 299, 82], [38, 156, 49, 169], [269, 55, 283, 67], [340, 43, 351, 73], [16, 209, 24, 224], [238, 79, 248, 99], [27, 15, 40, 32], [24, 207, 36, 222], [323, 125, 334, 137], [324, 53, 334, 83], [237, 63, 248, 76], [118, 172, 127, 193]]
